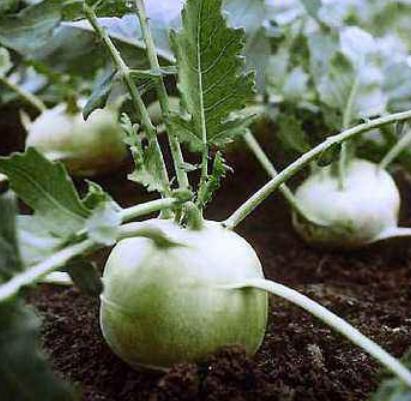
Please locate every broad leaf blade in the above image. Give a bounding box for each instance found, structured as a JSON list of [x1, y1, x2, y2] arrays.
[[0, 149, 90, 238], [170, 0, 255, 152]]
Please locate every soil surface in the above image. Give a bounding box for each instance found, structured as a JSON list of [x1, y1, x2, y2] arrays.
[[2, 111, 410, 401], [24, 143, 411, 401]]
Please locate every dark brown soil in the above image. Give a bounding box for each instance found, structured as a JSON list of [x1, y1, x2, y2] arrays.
[[23, 141, 411, 401]]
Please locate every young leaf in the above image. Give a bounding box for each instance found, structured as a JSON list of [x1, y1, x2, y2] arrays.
[[277, 114, 310, 154], [83, 69, 117, 119], [121, 114, 167, 192], [197, 152, 231, 207], [0, 192, 75, 401], [169, 0, 255, 152], [0, 148, 90, 238]]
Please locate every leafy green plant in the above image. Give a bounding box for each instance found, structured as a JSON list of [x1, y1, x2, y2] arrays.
[[1, 0, 411, 398]]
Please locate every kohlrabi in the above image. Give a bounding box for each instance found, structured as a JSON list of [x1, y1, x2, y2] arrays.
[[293, 159, 404, 249], [1, 0, 411, 392], [244, 119, 411, 250], [100, 218, 267, 369], [25, 101, 127, 177]]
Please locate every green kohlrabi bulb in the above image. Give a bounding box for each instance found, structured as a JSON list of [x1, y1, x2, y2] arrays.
[[100, 218, 267, 370]]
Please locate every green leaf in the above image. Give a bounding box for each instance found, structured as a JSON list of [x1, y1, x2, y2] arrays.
[[0, 149, 90, 238], [83, 69, 116, 119], [65, 258, 103, 297], [384, 62, 411, 112], [61, 14, 176, 63], [0, 0, 61, 55], [224, 0, 270, 92], [85, 202, 121, 246], [277, 114, 310, 154], [0, 300, 76, 401], [369, 349, 411, 401], [197, 152, 231, 207], [82, 180, 115, 209], [121, 114, 167, 192], [316, 142, 341, 167], [0, 192, 75, 401], [0, 192, 22, 281], [17, 215, 62, 267], [170, 0, 255, 152], [0, 0, 19, 14]]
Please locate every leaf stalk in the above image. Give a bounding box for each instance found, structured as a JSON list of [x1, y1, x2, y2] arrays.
[[133, 0, 189, 190], [83, 4, 171, 197]]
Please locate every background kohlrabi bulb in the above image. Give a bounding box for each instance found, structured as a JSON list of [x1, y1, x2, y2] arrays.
[[100, 219, 267, 370], [293, 159, 401, 249], [25, 102, 127, 177]]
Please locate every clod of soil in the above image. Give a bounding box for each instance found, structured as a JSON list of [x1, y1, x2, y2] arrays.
[[26, 145, 411, 401]]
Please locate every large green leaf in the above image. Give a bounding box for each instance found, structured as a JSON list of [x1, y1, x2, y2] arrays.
[[170, 0, 255, 152], [0, 192, 75, 401], [0, 149, 90, 238]]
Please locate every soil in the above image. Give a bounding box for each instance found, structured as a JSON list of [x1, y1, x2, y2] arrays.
[[2, 111, 411, 401]]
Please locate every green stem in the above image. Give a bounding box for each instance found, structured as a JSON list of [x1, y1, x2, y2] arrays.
[[0, 217, 183, 302], [0, 239, 96, 302], [0, 75, 47, 113], [133, 0, 189, 190], [197, 145, 208, 209], [224, 279, 411, 387], [338, 75, 359, 190], [243, 131, 320, 223], [83, 4, 171, 197], [223, 109, 411, 230], [120, 197, 185, 222], [379, 128, 411, 170]]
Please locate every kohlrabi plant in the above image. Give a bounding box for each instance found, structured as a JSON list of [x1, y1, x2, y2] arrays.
[[1, 1, 411, 398], [239, 0, 411, 250], [0, 46, 128, 177], [245, 125, 411, 250]]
